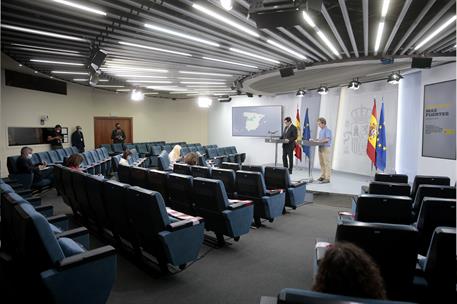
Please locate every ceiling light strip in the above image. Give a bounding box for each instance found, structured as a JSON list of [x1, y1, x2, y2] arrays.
[[52, 0, 107, 16], [266, 39, 306, 60], [414, 15, 457, 50], [179, 71, 233, 77], [144, 23, 219, 47], [119, 41, 192, 57], [229, 47, 280, 64], [1, 24, 88, 42], [202, 56, 258, 68], [30, 59, 84, 66]]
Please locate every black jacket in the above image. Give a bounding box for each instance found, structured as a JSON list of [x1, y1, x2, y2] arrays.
[[280, 124, 298, 149], [71, 130, 85, 152]]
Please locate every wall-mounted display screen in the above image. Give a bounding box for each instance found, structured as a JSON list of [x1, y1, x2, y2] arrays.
[[8, 127, 69, 146], [232, 105, 283, 137]]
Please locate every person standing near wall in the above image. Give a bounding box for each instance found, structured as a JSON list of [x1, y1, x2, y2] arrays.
[[111, 122, 126, 144], [71, 125, 85, 152], [47, 124, 63, 150], [280, 116, 298, 174], [314, 117, 332, 183]]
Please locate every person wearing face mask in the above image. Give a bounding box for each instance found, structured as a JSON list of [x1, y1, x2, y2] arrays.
[[71, 125, 85, 152], [47, 124, 63, 150], [111, 123, 126, 144], [16, 146, 53, 188]]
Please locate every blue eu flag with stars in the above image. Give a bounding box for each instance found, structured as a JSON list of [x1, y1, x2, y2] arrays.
[[376, 102, 386, 171], [302, 108, 311, 158]]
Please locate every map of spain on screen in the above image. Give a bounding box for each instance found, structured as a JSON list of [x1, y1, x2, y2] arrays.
[[232, 106, 282, 137]]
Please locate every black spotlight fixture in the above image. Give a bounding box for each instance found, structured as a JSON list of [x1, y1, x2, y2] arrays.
[[246, 92, 254, 97], [387, 72, 403, 85], [348, 78, 361, 90], [296, 89, 306, 97], [317, 85, 328, 95]]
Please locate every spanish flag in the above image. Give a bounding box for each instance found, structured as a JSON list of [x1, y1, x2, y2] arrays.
[[294, 106, 302, 161], [366, 99, 377, 165]]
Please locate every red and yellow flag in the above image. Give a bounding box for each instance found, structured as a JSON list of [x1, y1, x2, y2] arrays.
[[294, 106, 302, 161], [367, 100, 377, 165]]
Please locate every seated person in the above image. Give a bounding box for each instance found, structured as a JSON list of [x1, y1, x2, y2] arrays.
[[183, 152, 199, 166], [168, 145, 182, 169], [119, 149, 131, 166], [16, 146, 54, 188], [66, 154, 84, 171], [312, 242, 386, 300]]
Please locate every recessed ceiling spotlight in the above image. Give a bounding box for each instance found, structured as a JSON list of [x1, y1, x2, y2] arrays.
[[348, 79, 361, 90], [220, 0, 233, 11], [130, 88, 144, 101], [317, 85, 329, 95], [197, 96, 212, 108], [34, 71, 38, 74], [387, 72, 403, 85], [296, 89, 306, 97], [18, 64, 22, 67]]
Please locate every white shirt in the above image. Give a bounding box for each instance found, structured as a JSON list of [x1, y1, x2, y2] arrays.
[[119, 158, 129, 166]]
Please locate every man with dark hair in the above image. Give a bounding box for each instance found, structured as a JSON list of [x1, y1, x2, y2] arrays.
[[280, 116, 298, 174], [71, 125, 85, 152], [47, 124, 63, 150], [111, 122, 126, 144]]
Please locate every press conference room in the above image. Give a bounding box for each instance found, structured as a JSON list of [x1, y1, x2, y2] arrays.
[[0, 1, 456, 303]]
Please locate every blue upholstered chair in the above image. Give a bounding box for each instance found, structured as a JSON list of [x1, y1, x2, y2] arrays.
[[157, 150, 172, 171], [410, 175, 450, 200], [367, 181, 411, 196], [412, 185, 455, 221], [236, 170, 285, 227], [264, 166, 306, 209], [173, 163, 192, 175], [221, 162, 241, 171], [350, 194, 412, 225], [167, 173, 195, 214], [241, 164, 264, 175], [192, 178, 253, 246], [126, 186, 204, 271], [191, 165, 212, 178], [210, 168, 236, 197]]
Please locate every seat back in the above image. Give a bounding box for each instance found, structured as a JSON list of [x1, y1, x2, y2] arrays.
[[191, 165, 211, 178], [117, 164, 131, 184], [241, 165, 264, 175], [56, 149, 67, 162], [130, 166, 149, 189], [61, 167, 80, 213], [72, 171, 96, 222], [189, 146, 198, 153], [167, 173, 194, 213], [37, 152, 52, 165], [96, 148, 106, 160], [411, 175, 451, 199], [63, 147, 74, 157], [221, 162, 241, 171], [47, 150, 62, 163], [412, 185, 456, 212], [236, 170, 267, 197], [207, 148, 218, 158], [423, 227, 456, 289], [149, 145, 162, 156], [335, 221, 418, 297], [181, 147, 190, 156], [85, 175, 111, 231], [416, 198, 456, 255], [136, 143, 148, 154], [162, 144, 172, 153], [83, 151, 95, 165], [7, 155, 19, 174], [374, 173, 408, 184], [211, 168, 236, 196], [264, 166, 290, 190], [30, 153, 41, 166], [126, 187, 170, 243], [101, 144, 113, 153], [158, 150, 170, 171], [173, 163, 192, 175], [90, 150, 101, 162], [146, 169, 170, 200], [355, 194, 412, 224], [368, 182, 411, 196], [112, 143, 124, 153], [100, 146, 110, 158], [102, 180, 134, 243], [193, 178, 229, 212]]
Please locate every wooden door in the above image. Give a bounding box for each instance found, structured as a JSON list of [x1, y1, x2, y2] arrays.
[[94, 117, 133, 148]]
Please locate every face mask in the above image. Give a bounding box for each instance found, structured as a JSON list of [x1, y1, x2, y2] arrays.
[[78, 129, 82, 132], [56, 129, 61, 133], [27, 153, 33, 159]]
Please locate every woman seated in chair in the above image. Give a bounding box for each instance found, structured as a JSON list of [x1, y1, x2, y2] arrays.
[[66, 154, 84, 171], [183, 152, 199, 166], [16, 147, 53, 189], [167, 145, 182, 169], [119, 149, 132, 166]]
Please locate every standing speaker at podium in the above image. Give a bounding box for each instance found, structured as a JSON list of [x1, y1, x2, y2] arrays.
[[314, 117, 332, 183], [280, 116, 298, 174]]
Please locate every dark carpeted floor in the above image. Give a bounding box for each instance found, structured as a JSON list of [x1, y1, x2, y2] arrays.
[[42, 189, 352, 304]]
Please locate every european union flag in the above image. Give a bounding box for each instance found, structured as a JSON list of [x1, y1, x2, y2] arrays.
[[302, 108, 311, 158], [376, 102, 387, 171]]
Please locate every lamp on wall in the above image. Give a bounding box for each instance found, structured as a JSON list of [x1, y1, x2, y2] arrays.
[[40, 114, 49, 125]]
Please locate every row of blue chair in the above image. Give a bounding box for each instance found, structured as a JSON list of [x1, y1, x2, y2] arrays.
[[53, 165, 205, 272], [315, 220, 456, 301], [0, 179, 116, 304]]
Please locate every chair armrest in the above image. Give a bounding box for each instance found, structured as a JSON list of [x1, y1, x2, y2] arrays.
[[56, 227, 90, 248], [227, 199, 253, 209], [167, 219, 194, 231], [290, 180, 306, 187], [266, 189, 283, 196], [35, 204, 54, 217], [337, 211, 354, 221], [315, 240, 332, 265], [57, 245, 116, 270], [47, 214, 68, 223]]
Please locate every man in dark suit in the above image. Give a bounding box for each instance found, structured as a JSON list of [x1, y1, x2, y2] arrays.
[[280, 116, 298, 174], [71, 125, 85, 152]]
